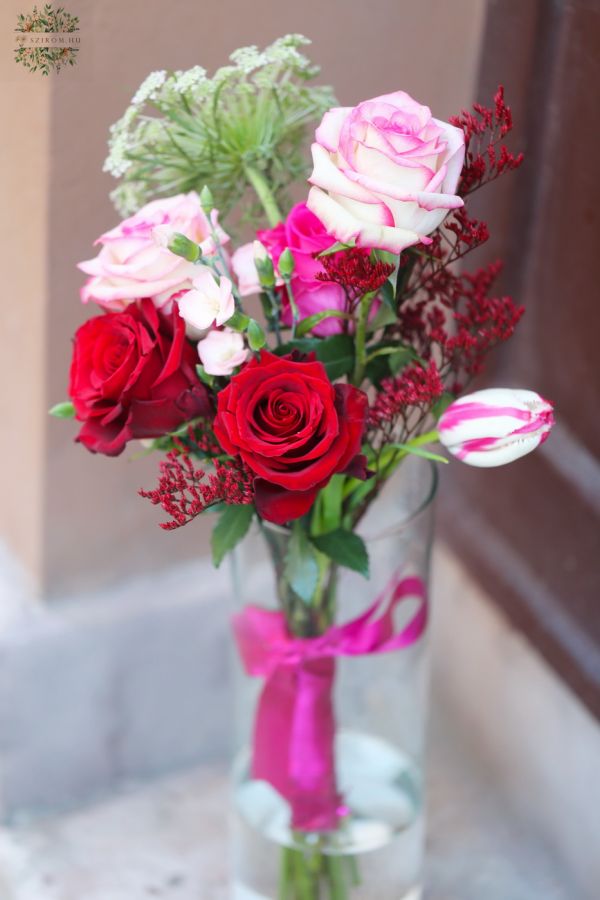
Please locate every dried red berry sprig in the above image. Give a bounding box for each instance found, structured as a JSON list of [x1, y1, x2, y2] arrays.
[[140, 452, 254, 530], [449, 85, 524, 197], [315, 249, 395, 301], [368, 361, 444, 433], [396, 261, 524, 393]]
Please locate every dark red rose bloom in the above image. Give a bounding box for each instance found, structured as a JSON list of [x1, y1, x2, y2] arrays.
[[69, 298, 212, 456], [213, 350, 368, 524]]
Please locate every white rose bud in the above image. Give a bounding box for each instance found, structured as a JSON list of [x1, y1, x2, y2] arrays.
[[438, 388, 554, 467], [178, 267, 235, 336], [198, 329, 248, 376]]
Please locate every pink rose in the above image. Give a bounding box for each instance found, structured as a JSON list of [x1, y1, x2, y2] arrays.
[[231, 203, 353, 336], [78, 192, 229, 310], [307, 91, 465, 253]]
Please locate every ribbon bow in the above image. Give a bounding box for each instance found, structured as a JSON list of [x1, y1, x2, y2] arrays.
[[232, 573, 427, 832]]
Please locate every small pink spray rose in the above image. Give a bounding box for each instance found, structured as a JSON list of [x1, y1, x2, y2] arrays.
[[197, 329, 248, 377]]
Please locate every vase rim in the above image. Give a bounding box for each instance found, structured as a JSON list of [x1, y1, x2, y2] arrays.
[[260, 458, 438, 542], [361, 458, 438, 544]]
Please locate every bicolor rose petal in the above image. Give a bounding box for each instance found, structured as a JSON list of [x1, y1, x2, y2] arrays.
[[78, 192, 229, 310], [438, 388, 555, 467], [307, 91, 465, 253]]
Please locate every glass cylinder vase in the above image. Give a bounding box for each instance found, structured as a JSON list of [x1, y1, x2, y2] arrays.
[[230, 456, 437, 900]]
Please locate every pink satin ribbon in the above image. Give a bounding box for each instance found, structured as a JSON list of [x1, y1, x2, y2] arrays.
[[232, 572, 428, 832]]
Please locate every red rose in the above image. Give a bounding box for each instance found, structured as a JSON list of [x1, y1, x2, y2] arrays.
[[69, 298, 211, 456], [213, 351, 368, 524]]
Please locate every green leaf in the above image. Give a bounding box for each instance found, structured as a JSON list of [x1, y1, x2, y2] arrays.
[[379, 278, 396, 312], [310, 474, 345, 537], [275, 334, 355, 380], [49, 401, 75, 418], [195, 364, 215, 387], [368, 301, 397, 332], [389, 442, 449, 464], [311, 528, 369, 578], [295, 309, 352, 338], [226, 310, 250, 332], [315, 240, 355, 258], [431, 392, 455, 421], [211, 504, 254, 568], [284, 521, 320, 602], [388, 347, 416, 375], [247, 318, 266, 351]]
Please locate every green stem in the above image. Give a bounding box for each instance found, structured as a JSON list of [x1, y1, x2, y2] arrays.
[[325, 856, 348, 899], [351, 291, 376, 387], [284, 275, 299, 338], [405, 429, 440, 448], [244, 165, 283, 227]]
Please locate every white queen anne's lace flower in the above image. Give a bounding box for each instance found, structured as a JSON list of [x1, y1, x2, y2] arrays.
[[130, 70, 167, 105]]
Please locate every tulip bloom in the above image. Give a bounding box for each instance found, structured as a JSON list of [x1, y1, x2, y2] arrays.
[[438, 389, 554, 467]]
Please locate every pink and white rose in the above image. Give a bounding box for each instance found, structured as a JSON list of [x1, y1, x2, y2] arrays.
[[78, 192, 229, 310], [438, 389, 554, 467], [307, 91, 465, 253], [198, 329, 248, 376], [178, 267, 235, 335]]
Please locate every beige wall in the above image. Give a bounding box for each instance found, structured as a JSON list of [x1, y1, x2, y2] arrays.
[[1, 0, 485, 595]]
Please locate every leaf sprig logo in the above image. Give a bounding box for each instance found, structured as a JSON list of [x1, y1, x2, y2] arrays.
[[14, 4, 80, 75]]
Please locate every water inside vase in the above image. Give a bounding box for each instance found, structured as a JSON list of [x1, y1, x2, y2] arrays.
[[232, 730, 424, 900]]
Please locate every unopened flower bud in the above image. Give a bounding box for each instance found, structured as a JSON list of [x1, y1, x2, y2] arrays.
[[153, 226, 200, 262], [253, 240, 275, 288], [200, 185, 215, 215], [277, 247, 295, 279], [438, 388, 554, 467]]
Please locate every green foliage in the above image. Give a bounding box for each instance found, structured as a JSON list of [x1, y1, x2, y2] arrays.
[[275, 334, 355, 380], [105, 35, 336, 221], [284, 521, 320, 603], [211, 504, 254, 567], [310, 475, 345, 537], [295, 310, 352, 338], [311, 529, 370, 578], [389, 443, 448, 464], [247, 319, 267, 351], [49, 400, 75, 418]]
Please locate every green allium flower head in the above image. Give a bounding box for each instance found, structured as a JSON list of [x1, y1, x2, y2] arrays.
[[105, 35, 336, 221]]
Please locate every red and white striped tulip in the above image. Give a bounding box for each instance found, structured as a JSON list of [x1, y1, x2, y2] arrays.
[[438, 389, 554, 467]]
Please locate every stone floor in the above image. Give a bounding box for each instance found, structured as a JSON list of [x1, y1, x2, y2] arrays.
[[0, 692, 582, 900]]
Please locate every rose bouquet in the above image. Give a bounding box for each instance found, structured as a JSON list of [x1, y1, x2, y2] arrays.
[[53, 36, 554, 900]]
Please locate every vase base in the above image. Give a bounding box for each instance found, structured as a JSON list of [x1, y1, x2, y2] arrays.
[[231, 882, 423, 900], [232, 730, 424, 899]]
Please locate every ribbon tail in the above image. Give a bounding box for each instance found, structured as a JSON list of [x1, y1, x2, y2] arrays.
[[252, 656, 343, 832]]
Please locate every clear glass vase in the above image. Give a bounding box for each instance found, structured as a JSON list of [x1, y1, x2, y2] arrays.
[[230, 456, 437, 900]]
